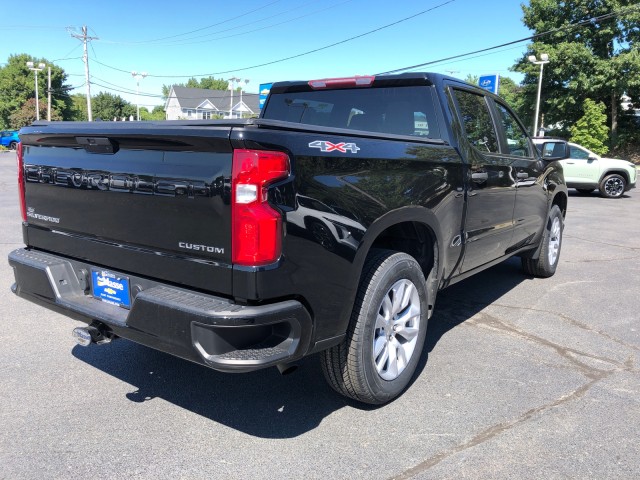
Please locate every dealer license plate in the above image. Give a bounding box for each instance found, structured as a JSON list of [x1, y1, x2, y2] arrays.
[[91, 270, 131, 308]]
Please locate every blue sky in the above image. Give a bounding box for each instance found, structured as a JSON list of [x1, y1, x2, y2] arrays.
[[0, 0, 534, 109]]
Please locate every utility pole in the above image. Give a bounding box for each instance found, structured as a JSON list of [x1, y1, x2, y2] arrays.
[[47, 66, 52, 121], [70, 26, 98, 121]]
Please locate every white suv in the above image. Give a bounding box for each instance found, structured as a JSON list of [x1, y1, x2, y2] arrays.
[[534, 139, 637, 198]]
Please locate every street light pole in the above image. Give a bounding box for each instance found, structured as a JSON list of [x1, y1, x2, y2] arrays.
[[131, 71, 147, 121], [47, 66, 52, 121], [239, 79, 249, 118], [26, 61, 46, 121], [528, 53, 549, 136], [228, 77, 239, 119]]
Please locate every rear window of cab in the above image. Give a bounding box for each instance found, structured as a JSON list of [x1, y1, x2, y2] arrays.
[[262, 86, 441, 140]]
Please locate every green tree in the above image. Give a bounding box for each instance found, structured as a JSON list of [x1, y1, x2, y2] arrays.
[[464, 74, 479, 85], [140, 105, 166, 121], [69, 93, 89, 121], [497, 76, 526, 120], [9, 97, 63, 128], [513, 1, 640, 145], [569, 98, 610, 155], [92, 92, 136, 120], [0, 53, 73, 128]]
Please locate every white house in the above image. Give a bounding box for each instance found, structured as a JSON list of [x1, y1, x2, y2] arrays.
[[164, 86, 260, 120]]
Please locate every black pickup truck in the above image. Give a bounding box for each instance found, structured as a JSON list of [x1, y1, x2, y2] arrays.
[[9, 73, 569, 404]]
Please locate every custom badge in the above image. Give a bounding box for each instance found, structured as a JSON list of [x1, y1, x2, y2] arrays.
[[309, 140, 360, 153]]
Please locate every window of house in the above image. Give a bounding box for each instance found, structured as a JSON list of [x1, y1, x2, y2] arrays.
[[452, 89, 499, 153], [202, 111, 213, 120], [186, 109, 194, 118]]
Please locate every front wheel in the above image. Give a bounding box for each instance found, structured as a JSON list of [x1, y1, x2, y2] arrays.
[[321, 250, 429, 404], [9, 141, 17, 150], [522, 205, 563, 278], [599, 174, 626, 198]]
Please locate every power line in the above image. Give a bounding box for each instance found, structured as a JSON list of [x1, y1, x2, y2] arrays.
[[428, 43, 535, 72], [50, 56, 83, 62], [109, 0, 283, 45], [91, 76, 260, 100], [51, 43, 83, 62], [0, 25, 67, 30], [91, 81, 164, 98], [49, 83, 86, 93], [377, 4, 640, 75], [91, 0, 457, 79], [90, 76, 163, 97], [131, 0, 354, 47]]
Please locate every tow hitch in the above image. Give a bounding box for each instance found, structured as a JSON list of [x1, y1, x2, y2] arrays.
[[72, 323, 115, 346]]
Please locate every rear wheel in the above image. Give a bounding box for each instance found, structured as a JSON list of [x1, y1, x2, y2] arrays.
[[599, 174, 626, 198], [522, 205, 563, 278], [9, 141, 17, 150], [576, 188, 594, 195], [321, 249, 429, 404]]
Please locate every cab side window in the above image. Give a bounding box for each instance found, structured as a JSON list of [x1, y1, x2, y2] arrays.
[[452, 89, 499, 153], [495, 103, 532, 157]]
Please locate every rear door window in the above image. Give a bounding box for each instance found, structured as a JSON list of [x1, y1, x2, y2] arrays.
[[263, 86, 441, 139]]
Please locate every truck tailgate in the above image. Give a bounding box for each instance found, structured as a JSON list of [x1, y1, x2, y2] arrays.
[[19, 122, 235, 295]]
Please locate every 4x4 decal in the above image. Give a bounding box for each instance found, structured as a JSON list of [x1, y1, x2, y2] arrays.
[[309, 140, 360, 154]]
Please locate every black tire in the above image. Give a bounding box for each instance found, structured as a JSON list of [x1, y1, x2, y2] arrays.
[[9, 141, 17, 150], [522, 205, 563, 278], [599, 174, 626, 198], [575, 188, 595, 195], [321, 249, 429, 404]]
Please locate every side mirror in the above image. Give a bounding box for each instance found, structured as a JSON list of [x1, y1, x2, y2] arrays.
[[539, 140, 569, 160]]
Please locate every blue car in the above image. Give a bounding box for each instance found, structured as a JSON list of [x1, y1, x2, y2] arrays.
[[1, 130, 20, 150]]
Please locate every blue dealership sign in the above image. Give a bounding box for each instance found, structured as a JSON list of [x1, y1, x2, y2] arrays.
[[478, 74, 500, 95], [259, 83, 273, 109]]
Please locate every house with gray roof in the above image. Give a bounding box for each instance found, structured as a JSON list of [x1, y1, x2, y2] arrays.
[[164, 86, 260, 120]]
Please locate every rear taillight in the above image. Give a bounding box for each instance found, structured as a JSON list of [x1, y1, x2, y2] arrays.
[[16, 142, 26, 222], [232, 149, 290, 266], [308, 76, 375, 90]]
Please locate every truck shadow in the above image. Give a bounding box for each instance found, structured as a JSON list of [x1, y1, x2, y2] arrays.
[[72, 257, 527, 438]]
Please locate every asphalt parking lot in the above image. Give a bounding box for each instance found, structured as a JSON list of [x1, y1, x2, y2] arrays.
[[1, 150, 638, 479]]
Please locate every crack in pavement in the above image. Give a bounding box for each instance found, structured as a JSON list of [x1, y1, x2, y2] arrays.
[[389, 311, 636, 479], [489, 302, 640, 354], [389, 371, 614, 480], [562, 256, 640, 264], [445, 297, 640, 354], [563, 234, 640, 252], [468, 312, 634, 374]]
